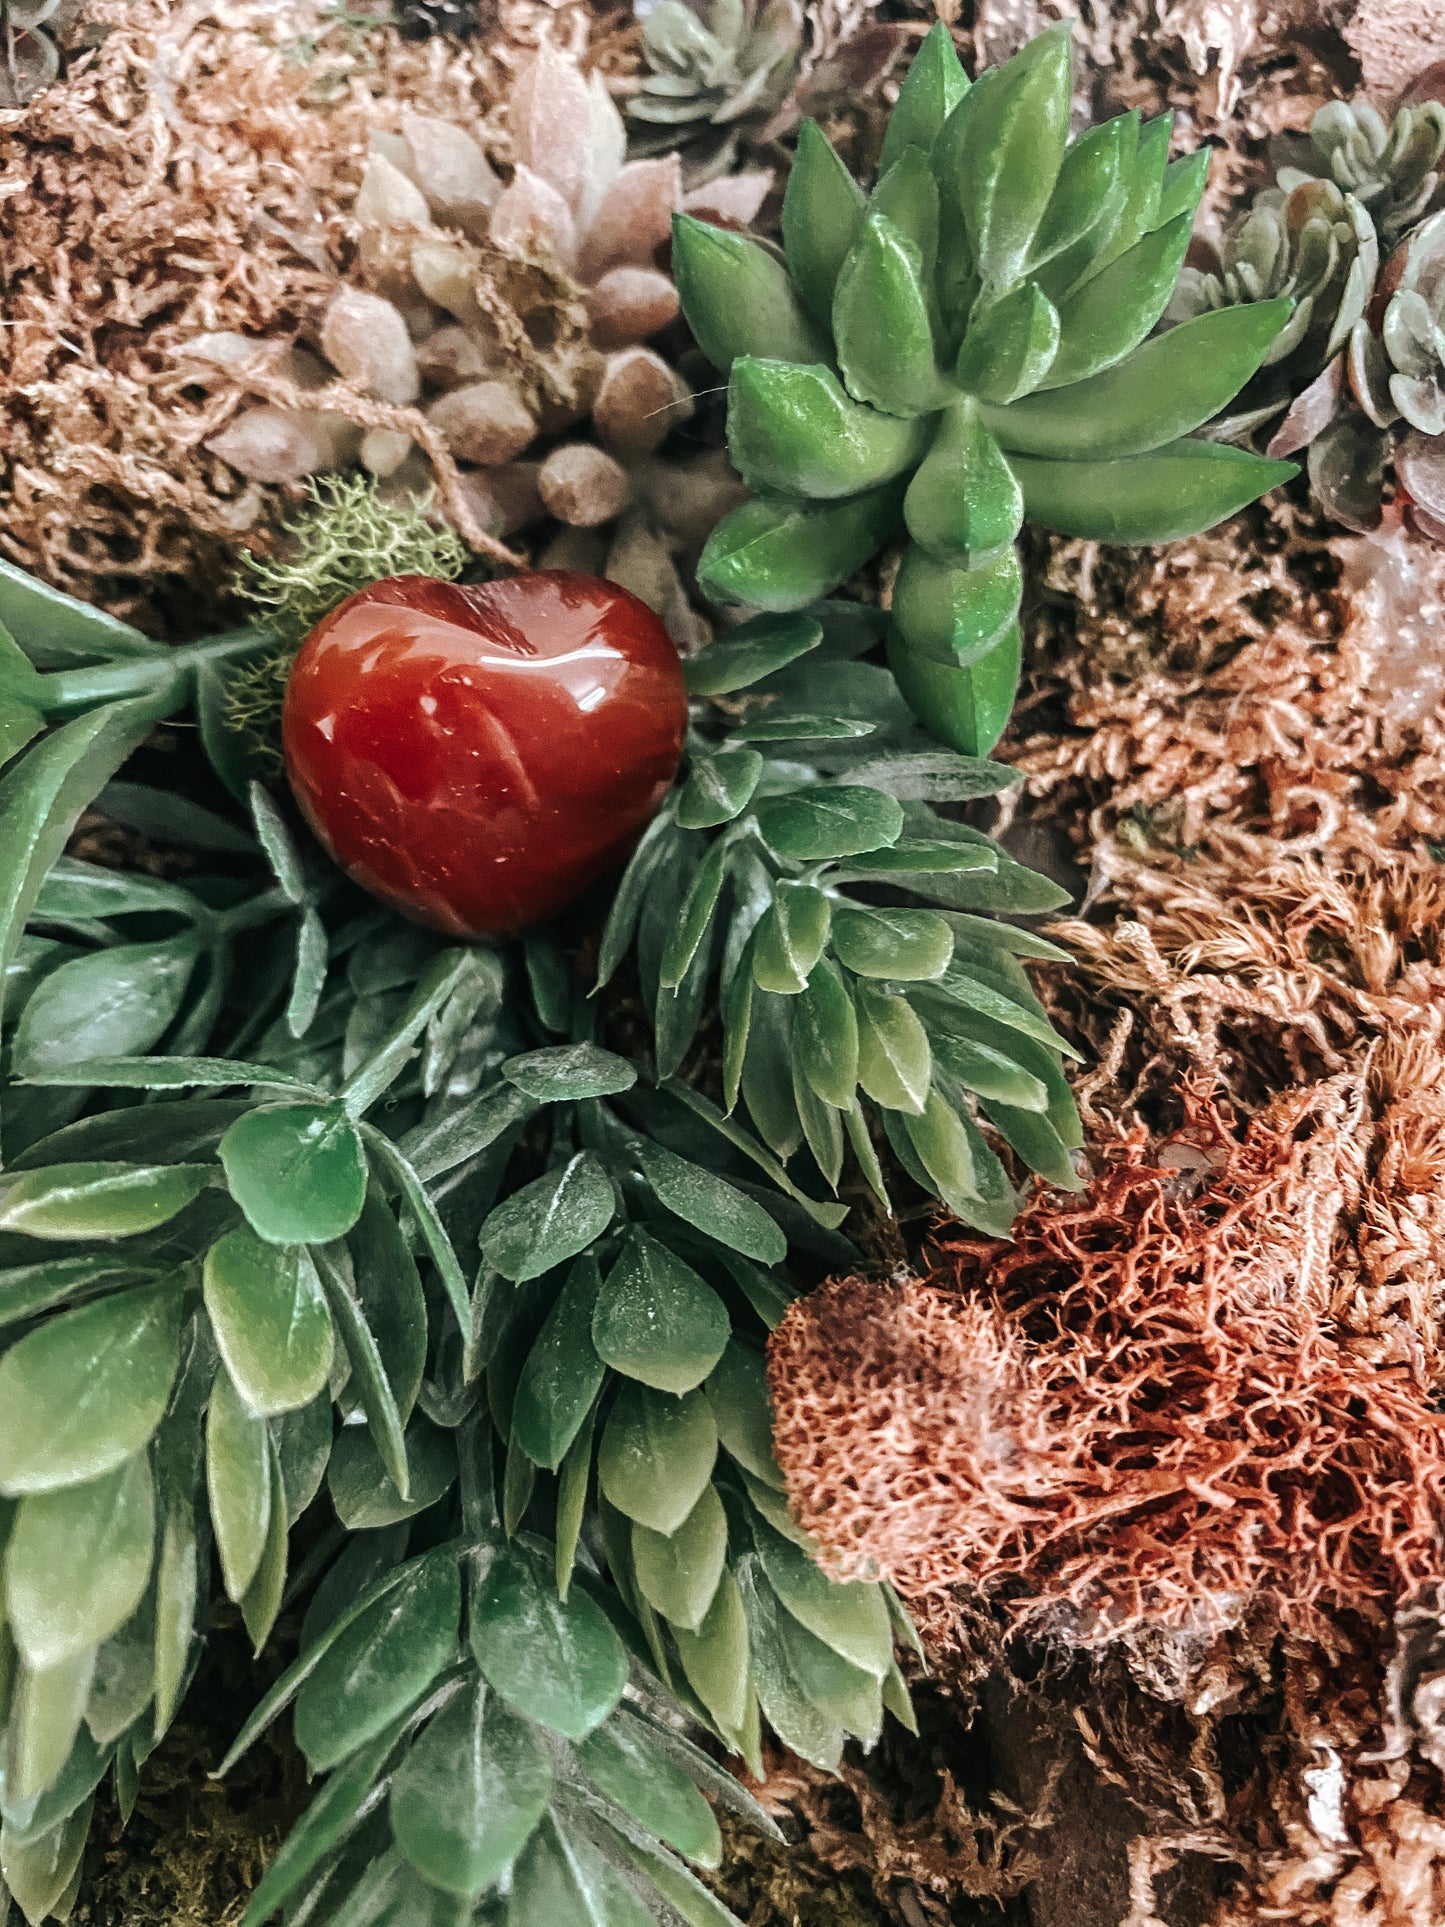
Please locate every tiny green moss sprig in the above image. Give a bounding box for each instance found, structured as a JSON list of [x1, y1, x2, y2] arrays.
[[671, 21, 1298, 755]]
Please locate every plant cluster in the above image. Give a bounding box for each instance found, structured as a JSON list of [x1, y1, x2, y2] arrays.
[[1174, 90, 1445, 539], [670, 21, 1297, 755]]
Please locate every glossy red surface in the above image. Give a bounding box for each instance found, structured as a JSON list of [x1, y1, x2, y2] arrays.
[[282, 571, 688, 937]]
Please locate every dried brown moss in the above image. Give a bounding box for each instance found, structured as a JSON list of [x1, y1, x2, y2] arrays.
[[768, 1084, 1445, 1645]]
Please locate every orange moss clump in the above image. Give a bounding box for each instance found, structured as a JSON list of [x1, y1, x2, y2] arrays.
[[767, 1084, 1445, 1647]]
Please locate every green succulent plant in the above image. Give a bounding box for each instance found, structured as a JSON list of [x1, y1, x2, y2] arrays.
[[669, 21, 1297, 758], [1282, 97, 1445, 248]]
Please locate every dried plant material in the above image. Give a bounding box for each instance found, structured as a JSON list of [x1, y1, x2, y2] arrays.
[[768, 1084, 1445, 1643], [1344, 0, 1445, 108]]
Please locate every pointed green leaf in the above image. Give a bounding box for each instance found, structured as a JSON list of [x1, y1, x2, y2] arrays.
[[672, 213, 828, 373], [631, 1484, 728, 1633], [207, 1368, 272, 1603], [904, 400, 1023, 564], [727, 358, 930, 501], [831, 906, 954, 981], [0, 1162, 209, 1241], [470, 1543, 625, 1740], [832, 214, 947, 416], [887, 617, 1021, 757], [752, 1517, 894, 1678], [673, 1570, 750, 1748], [684, 613, 823, 695], [782, 120, 867, 328], [879, 19, 969, 171], [1029, 116, 1130, 280], [794, 958, 858, 1110], [754, 785, 903, 860], [1011, 438, 1299, 543], [935, 22, 1073, 284], [634, 1142, 787, 1265], [675, 748, 764, 830], [955, 281, 1060, 403], [577, 1712, 722, 1865], [697, 484, 907, 613], [1040, 211, 1193, 387], [661, 836, 731, 988], [985, 298, 1295, 457], [510, 1255, 607, 1472], [241, 1440, 289, 1653], [11, 933, 199, 1078], [705, 1340, 782, 1488], [869, 148, 940, 267], [890, 542, 1022, 669]]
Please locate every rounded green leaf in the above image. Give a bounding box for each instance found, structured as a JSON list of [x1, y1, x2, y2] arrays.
[[854, 981, 932, 1114], [683, 613, 823, 696], [0, 1162, 210, 1241], [597, 1381, 718, 1535], [478, 1152, 615, 1284], [0, 1281, 181, 1495], [204, 1227, 334, 1417], [592, 1230, 730, 1396], [510, 1815, 656, 1927], [391, 1678, 552, 1897], [727, 358, 931, 501], [501, 1044, 638, 1101], [675, 748, 764, 830], [754, 786, 903, 861], [632, 1482, 729, 1633], [470, 1544, 625, 1740], [705, 1341, 783, 1489], [1011, 438, 1299, 544], [327, 1415, 456, 1529], [293, 1548, 461, 1772], [635, 1143, 787, 1266], [577, 1712, 723, 1865], [6, 1455, 155, 1667], [902, 1090, 980, 1218], [752, 1517, 894, 1679], [831, 906, 955, 981], [698, 485, 907, 615], [219, 1103, 367, 1247]]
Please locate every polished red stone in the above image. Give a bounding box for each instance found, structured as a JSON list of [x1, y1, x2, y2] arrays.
[[282, 571, 688, 938]]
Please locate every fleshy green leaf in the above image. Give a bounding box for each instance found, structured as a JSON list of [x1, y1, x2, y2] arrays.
[[671, 213, 828, 374], [592, 1229, 730, 1395], [751, 881, 832, 996], [1029, 116, 1130, 282], [698, 486, 906, 614], [879, 19, 969, 171], [727, 358, 929, 501], [782, 120, 867, 328], [0, 1282, 180, 1495], [1010, 438, 1299, 543], [470, 1543, 626, 1740], [890, 543, 1022, 670], [832, 214, 947, 416], [954, 280, 1060, 403], [854, 981, 932, 1113], [904, 399, 1024, 564], [219, 1103, 367, 1246], [985, 299, 1295, 457], [597, 1380, 718, 1535], [204, 1227, 334, 1417], [6, 1456, 155, 1668]]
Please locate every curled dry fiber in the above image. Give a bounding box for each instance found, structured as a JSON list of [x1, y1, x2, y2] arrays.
[[768, 1084, 1445, 1646], [0, 0, 608, 618]]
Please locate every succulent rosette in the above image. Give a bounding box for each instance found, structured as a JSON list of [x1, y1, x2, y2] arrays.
[[670, 22, 1297, 756]]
